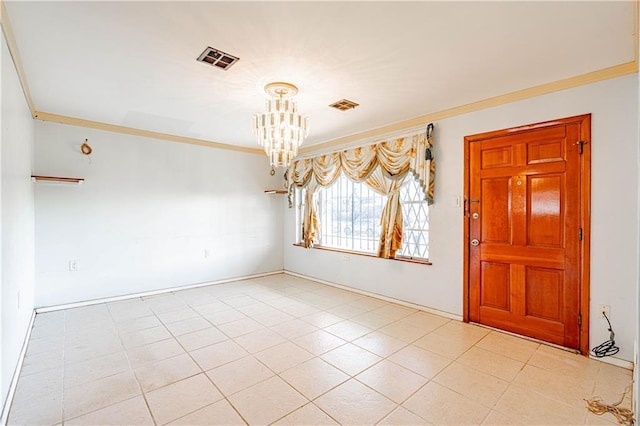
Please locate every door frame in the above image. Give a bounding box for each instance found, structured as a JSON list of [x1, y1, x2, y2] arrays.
[[462, 114, 591, 355]]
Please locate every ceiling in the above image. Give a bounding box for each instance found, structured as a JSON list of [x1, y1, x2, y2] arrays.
[[4, 1, 636, 150]]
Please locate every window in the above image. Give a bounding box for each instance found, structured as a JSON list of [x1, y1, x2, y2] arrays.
[[397, 176, 430, 259], [296, 174, 429, 260], [318, 175, 384, 253]]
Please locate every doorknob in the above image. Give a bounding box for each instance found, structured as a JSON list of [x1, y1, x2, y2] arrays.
[[471, 239, 480, 246], [472, 212, 479, 219]]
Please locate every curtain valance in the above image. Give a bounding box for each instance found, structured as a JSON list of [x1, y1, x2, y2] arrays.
[[288, 127, 435, 205]]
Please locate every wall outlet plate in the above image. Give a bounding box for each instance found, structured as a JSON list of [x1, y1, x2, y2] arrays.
[[598, 304, 610, 318]]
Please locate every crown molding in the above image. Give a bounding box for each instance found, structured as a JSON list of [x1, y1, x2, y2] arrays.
[[0, 0, 36, 115], [33, 111, 263, 154], [301, 60, 638, 155]]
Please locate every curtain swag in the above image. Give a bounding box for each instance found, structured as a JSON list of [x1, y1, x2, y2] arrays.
[[287, 124, 435, 256]]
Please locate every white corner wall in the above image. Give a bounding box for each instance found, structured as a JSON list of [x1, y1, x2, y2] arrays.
[[285, 74, 639, 362], [34, 122, 284, 307], [0, 33, 35, 412]]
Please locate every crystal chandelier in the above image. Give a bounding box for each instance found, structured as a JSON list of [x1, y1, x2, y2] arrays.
[[253, 82, 309, 168]]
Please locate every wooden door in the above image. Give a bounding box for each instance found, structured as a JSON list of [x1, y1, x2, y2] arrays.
[[464, 115, 590, 353]]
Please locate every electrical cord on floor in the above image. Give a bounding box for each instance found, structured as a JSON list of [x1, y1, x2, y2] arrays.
[[585, 313, 634, 425], [590, 312, 619, 358], [585, 384, 635, 425]]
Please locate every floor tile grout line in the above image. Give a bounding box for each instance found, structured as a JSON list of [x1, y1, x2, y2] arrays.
[[144, 292, 262, 425], [108, 297, 160, 426], [139, 297, 211, 412], [268, 401, 340, 425], [241, 378, 311, 426], [237, 290, 471, 410], [190, 373, 251, 426], [480, 347, 594, 424], [434, 363, 509, 412], [195, 286, 324, 424], [307, 292, 518, 424], [273, 326, 423, 411], [277, 364, 348, 403], [517, 360, 597, 389], [383, 382, 432, 424], [63, 306, 146, 420], [122, 295, 221, 424], [61, 394, 149, 425], [350, 373, 415, 406], [206, 356, 277, 393], [191, 282, 395, 422], [504, 373, 599, 413]]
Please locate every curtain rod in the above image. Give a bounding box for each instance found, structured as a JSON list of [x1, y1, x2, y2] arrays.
[[296, 123, 430, 160]]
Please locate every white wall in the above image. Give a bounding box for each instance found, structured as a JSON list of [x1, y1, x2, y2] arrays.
[[0, 33, 35, 412], [34, 122, 284, 307], [285, 74, 639, 362]]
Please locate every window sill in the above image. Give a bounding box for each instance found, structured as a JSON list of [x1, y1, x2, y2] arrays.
[[292, 243, 432, 265]]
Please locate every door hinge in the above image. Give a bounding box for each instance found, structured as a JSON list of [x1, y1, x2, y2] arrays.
[[579, 228, 583, 240], [577, 140, 587, 154], [578, 313, 582, 328]]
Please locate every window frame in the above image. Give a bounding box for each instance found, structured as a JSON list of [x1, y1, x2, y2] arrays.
[[294, 174, 431, 264]]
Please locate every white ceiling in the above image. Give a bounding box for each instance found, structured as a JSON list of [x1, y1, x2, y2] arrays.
[[5, 1, 636, 149]]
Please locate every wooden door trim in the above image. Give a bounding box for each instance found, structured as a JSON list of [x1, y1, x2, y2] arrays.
[[462, 114, 591, 355], [578, 115, 591, 356], [463, 134, 471, 324]]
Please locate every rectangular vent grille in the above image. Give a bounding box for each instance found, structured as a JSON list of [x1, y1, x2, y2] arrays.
[[329, 99, 359, 111], [197, 47, 239, 70]]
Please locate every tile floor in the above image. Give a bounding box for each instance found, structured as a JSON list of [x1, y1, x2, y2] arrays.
[[7, 274, 634, 425]]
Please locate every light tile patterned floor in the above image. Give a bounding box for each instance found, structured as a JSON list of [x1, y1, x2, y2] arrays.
[[8, 274, 634, 425]]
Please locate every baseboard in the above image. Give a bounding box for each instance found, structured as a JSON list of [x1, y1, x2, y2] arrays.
[[35, 270, 285, 313], [283, 270, 463, 321], [0, 309, 36, 426], [588, 354, 635, 370]]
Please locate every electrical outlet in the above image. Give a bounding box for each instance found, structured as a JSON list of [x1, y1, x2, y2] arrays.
[[204, 249, 210, 258], [69, 260, 80, 272], [598, 304, 610, 318]]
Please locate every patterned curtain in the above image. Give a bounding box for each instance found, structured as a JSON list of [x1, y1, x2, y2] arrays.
[[301, 179, 320, 248], [365, 168, 408, 259], [287, 125, 435, 256]]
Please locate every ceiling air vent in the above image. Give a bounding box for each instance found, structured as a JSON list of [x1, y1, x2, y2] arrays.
[[197, 46, 239, 70], [329, 99, 359, 111]]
